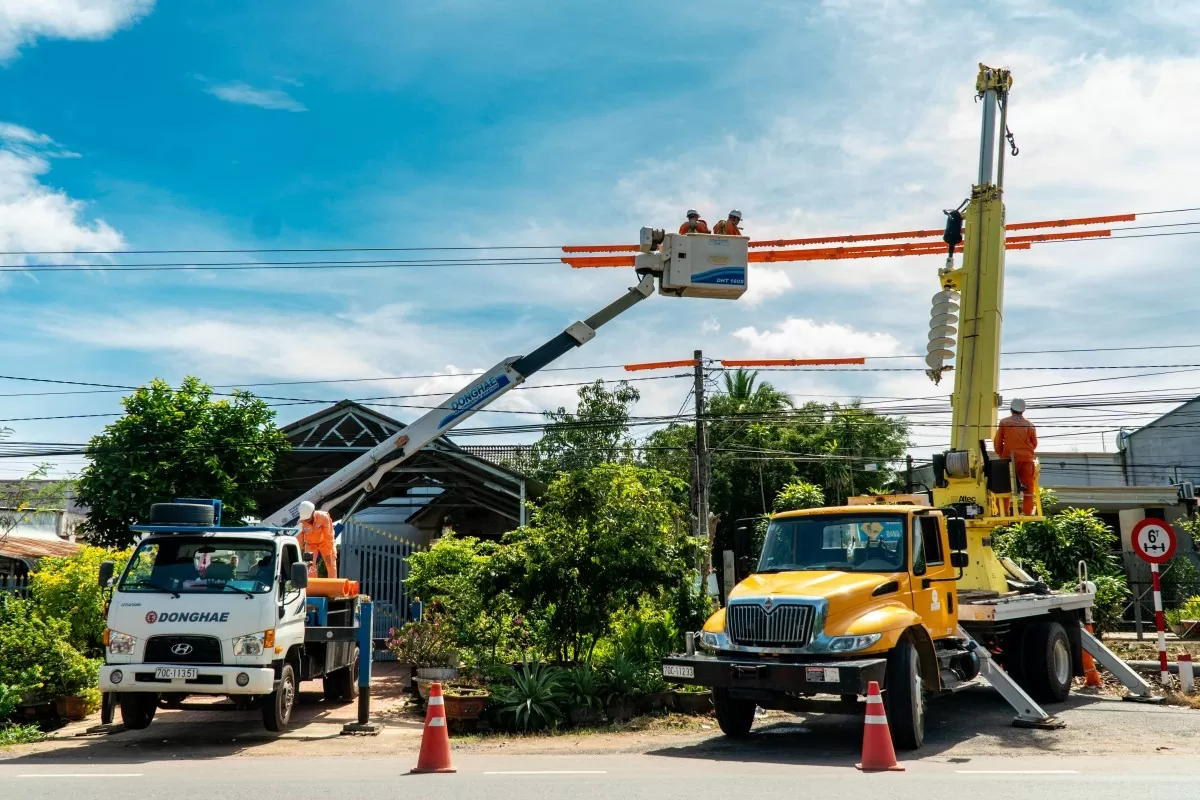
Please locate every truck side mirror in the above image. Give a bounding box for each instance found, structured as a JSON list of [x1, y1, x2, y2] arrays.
[[733, 525, 754, 579], [98, 560, 115, 588], [290, 562, 310, 590], [947, 518, 968, 551], [951, 551, 970, 569]]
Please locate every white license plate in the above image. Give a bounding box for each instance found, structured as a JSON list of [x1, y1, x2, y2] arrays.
[[663, 664, 695, 679], [155, 667, 197, 680]]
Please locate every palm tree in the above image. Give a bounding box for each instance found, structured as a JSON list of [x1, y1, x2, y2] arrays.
[[719, 368, 793, 413]]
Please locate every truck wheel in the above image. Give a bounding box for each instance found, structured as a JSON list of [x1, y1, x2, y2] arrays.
[[323, 647, 360, 702], [1021, 620, 1072, 703], [119, 693, 159, 730], [713, 688, 755, 738], [884, 638, 925, 750], [263, 664, 297, 732]]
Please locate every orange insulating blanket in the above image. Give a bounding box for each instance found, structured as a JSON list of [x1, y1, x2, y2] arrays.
[[307, 578, 357, 598]]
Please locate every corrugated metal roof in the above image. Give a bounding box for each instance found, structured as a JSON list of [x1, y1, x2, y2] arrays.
[[0, 535, 80, 560]]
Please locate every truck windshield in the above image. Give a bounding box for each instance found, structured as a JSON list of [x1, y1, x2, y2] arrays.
[[119, 538, 276, 594], [758, 514, 908, 573]]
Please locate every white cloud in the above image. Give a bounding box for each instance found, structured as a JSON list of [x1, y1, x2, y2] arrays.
[[0, 124, 124, 272], [732, 317, 904, 359], [0, 0, 154, 61], [204, 82, 307, 113], [739, 266, 791, 306]]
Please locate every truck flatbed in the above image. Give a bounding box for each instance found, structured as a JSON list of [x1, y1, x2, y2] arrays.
[[958, 590, 1094, 623]]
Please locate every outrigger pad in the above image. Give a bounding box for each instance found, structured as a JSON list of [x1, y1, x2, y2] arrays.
[[1122, 694, 1167, 705], [341, 722, 383, 736], [1012, 716, 1066, 730]]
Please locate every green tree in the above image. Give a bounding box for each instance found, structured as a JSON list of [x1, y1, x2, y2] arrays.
[[531, 380, 641, 481], [488, 464, 696, 663], [772, 479, 825, 513], [30, 546, 132, 654], [720, 368, 793, 413], [77, 377, 290, 547]]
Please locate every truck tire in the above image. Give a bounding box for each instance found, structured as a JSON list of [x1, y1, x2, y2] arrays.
[[1021, 620, 1072, 703], [713, 688, 755, 738], [323, 647, 360, 702], [119, 693, 159, 730], [884, 638, 925, 750], [148, 502, 214, 526], [263, 663, 297, 732]]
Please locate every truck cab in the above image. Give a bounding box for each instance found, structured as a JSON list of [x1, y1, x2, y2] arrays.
[[663, 503, 1086, 750], [98, 501, 363, 732]]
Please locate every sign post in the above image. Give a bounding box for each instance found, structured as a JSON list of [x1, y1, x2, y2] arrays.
[[1131, 518, 1178, 686]]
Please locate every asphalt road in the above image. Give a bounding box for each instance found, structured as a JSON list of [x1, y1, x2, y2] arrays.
[[2, 754, 1199, 799]]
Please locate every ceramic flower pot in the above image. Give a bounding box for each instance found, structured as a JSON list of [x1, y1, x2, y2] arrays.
[[416, 667, 459, 682], [672, 690, 713, 715]]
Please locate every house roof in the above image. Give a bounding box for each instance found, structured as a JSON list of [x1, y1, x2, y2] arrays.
[[0, 535, 80, 564]]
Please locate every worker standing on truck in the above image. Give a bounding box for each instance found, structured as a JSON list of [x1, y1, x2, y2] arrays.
[[713, 209, 742, 235], [994, 398, 1039, 515], [298, 500, 338, 578], [679, 209, 710, 234]]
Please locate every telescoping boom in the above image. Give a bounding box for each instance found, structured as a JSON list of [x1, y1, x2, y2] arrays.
[[262, 229, 750, 526]]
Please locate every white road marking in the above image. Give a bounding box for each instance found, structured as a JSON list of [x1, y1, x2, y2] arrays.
[[483, 770, 607, 775], [17, 773, 144, 778], [955, 770, 1078, 775]]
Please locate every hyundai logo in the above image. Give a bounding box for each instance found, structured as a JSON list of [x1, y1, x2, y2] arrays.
[[170, 643, 194, 656]]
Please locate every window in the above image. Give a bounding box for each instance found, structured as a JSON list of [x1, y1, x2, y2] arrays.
[[758, 514, 908, 574], [118, 538, 276, 594], [920, 516, 945, 566], [281, 543, 300, 593]]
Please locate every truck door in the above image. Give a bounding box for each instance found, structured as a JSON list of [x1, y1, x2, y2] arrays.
[[276, 543, 306, 649], [910, 515, 958, 639]]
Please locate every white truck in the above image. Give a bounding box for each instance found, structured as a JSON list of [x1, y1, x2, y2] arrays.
[[98, 498, 372, 732], [98, 230, 748, 732]]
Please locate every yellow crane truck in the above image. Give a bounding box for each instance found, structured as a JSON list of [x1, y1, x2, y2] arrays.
[[662, 64, 1156, 750]]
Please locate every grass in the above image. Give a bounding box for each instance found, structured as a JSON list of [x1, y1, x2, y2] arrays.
[[0, 723, 46, 747]]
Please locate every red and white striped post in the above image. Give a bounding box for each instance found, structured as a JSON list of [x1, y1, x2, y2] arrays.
[[1151, 562, 1169, 686]]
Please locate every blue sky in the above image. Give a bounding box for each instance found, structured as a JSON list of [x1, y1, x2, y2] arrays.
[[3, 0, 1200, 479]]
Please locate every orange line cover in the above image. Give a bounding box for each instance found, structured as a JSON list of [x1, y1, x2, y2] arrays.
[[624, 359, 699, 371], [719, 357, 867, 367]]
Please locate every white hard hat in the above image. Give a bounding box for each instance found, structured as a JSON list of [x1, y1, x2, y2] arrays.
[[729, 209, 742, 220], [1011, 398, 1026, 414], [298, 500, 315, 520], [686, 209, 699, 217]]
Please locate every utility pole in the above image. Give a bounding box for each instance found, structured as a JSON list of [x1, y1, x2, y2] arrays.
[[693, 350, 711, 585]]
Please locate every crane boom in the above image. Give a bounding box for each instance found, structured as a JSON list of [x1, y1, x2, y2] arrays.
[[263, 231, 749, 527]]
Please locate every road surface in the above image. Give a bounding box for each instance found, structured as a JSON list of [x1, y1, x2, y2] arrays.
[[2, 754, 1199, 799]]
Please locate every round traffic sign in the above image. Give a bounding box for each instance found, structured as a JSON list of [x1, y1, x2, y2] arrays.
[[1131, 518, 1177, 564]]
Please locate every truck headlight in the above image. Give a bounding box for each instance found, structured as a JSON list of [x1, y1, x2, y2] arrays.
[[827, 633, 882, 653], [233, 632, 268, 656], [698, 631, 726, 652], [107, 631, 136, 655]]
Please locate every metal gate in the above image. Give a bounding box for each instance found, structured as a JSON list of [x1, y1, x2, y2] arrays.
[[340, 521, 419, 660]]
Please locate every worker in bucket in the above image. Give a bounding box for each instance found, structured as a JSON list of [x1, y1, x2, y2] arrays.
[[994, 398, 1039, 515], [298, 500, 338, 578], [678, 209, 710, 234], [713, 209, 742, 235]]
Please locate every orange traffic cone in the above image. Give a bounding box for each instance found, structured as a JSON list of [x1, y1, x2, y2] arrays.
[[1082, 624, 1102, 687], [856, 680, 904, 772], [410, 682, 456, 774]]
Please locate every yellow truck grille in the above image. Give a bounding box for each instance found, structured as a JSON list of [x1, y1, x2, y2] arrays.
[[727, 602, 815, 647]]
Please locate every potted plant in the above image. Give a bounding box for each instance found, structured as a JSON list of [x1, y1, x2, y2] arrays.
[[563, 666, 605, 727], [443, 678, 492, 731], [491, 662, 563, 731], [53, 655, 100, 721], [636, 668, 673, 713], [387, 613, 459, 697], [603, 653, 641, 723], [671, 683, 713, 715]]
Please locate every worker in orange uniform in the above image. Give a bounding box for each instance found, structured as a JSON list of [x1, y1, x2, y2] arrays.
[[994, 398, 1039, 515], [298, 500, 337, 578], [679, 209, 710, 234], [713, 209, 742, 235]]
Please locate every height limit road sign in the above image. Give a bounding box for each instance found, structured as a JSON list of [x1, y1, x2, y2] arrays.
[[1131, 518, 1177, 565]]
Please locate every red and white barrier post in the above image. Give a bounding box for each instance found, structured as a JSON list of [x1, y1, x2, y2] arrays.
[[1131, 519, 1178, 688], [1179, 653, 1195, 694], [1151, 562, 1169, 686]]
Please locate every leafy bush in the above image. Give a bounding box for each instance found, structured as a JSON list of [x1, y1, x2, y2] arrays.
[[1166, 596, 1200, 628], [385, 613, 458, 668], [994, 507, 1119, 584], [30, 545, 132, 653], [0, 599, 100, 698], [491, 662, 564, 731], [562, 666, 604, 714], [601, 652, 641, 704], [1161, 554, 1200, 608], [0, 668, 43, 718], [0, 723, 45, 746], [1059, 573, 1129, 635], [610, 605, 678, 667], [772, 479, 825, 513]]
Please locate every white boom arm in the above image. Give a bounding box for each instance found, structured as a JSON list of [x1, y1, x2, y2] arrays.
[[262, 230, 749, 527]]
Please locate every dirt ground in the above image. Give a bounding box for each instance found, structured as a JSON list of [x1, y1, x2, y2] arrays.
[[5, 661, 1200, 765]]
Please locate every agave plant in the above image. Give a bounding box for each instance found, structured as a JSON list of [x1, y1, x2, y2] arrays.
[[563, 666, 604, 713], [492, 661, 564, 731], [603, 652, 642, 704]]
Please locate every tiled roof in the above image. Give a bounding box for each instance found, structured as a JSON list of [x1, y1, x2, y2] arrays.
[[0, 535, 80, 560]]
